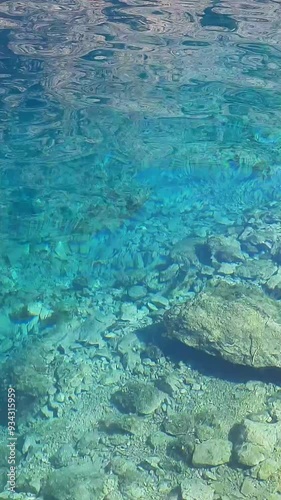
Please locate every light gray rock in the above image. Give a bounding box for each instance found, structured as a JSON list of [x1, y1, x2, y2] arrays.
[[0, 337, 13, 354], [240, 476, 273, 498], [156, 374, 181, 397], [51, 444, 75, 468], [239, 226, 276, 252], [76, 431, 100, 456], [164, 281, 281, 368], [120, 302, 138, 321], [180, 478, 214, 500], [118, 332, 140, 355], [150, 295, 169, 308], [192, 438, 232, 466], [128, 285, 147, 300], [217, 263, 237, 275], [207, 235, 245, 263], [170, 236, 203, 266], [235, 442, 267, 467], [233, 418, 281, 466], [78, 313, 115, 345], [163, 412, 194, 436], [266, 269, 281, 297], [235, 259, 277, 282], [257, 458, 280, 480], [43, 462, 105, 500]]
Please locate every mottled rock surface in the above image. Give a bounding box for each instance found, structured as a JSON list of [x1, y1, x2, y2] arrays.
[[112, 382, 164, 415], [232, 418, 281, 467], [180, 478, 214, 500], [207, 235, 245, 263], [43, 463, 105, 500], [192, 438, 232, 466], [164, 281, 281, 368]]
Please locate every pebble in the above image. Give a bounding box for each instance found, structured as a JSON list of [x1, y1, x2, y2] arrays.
[[150, 295, 169, 308], [120, 303, 138, 321], [218, 263, 237, 275], [54, 241, 69, 260], [41, 405, 54, 419], [128, 285, 147, 300], [55, 392, 65, 403], [0, 337, 13, 353]]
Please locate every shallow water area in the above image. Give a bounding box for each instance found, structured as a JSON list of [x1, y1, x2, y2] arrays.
[[1, 0, 281, 499]]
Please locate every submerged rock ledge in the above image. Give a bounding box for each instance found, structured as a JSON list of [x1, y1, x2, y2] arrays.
[[164, 280, 281, 369]]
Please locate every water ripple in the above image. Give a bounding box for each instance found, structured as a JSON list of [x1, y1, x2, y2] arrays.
[[0, 0, 280, 241]]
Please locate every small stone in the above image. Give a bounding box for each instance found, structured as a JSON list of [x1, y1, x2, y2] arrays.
[[39, 305, 53, 320], [128, 285, 147, 301], [156, 375, 180, 396], [120, 302, 138, 321], [192, 383, 202, 391], [118, 332, 139, 355], [257, 458, 279, 480], [235, 442, 266, 466], [51, 444, 76, 468], [29, 476, 41, 494], [147, 302, 158, 311], [218, 263, 237, 275], [150, 295, 169, 308], [22, 435, 37, 455], [194, 227, 208, 238], [134, 253, 145, 269], [0, 313, 13, 336], [112, 382, 163, 415], [43, 462, 105, 500], [54, 241, 69, 260], [181, 478, 214, 500], [208, 235, 245, 263], [27, 301, 42, 316], [0, 338, 13, 353], [41, 405, 54, 419], [55, 392, 65, 403], [76, 431, 100, 456], [236, 259, 277, 282], [148, 431, 173, 451], [200, 265, 214, 276], [122, 483, 149, 499], [16, 472, 42, 495], [233, 418, 280, 466], [163, 412, 193, 436], [192, 439, 232, 467], [240, 477, 266, 497], [213, 213, 234, 225]]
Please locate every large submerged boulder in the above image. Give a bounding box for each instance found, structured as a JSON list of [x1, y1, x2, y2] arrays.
[[164, 280, 281, 369]]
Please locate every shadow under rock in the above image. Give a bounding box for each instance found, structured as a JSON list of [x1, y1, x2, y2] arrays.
[[136, 322, 281, 386]]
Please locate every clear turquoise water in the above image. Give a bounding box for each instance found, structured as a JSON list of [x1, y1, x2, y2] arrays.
[[0, 0, 280, 300], [1, 0, 281, 497]]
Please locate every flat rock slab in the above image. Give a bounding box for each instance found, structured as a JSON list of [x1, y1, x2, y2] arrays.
[[164, 280, 281, 369]]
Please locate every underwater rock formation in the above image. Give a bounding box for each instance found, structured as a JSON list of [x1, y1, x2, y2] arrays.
[[164, 280, 281, 369]]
